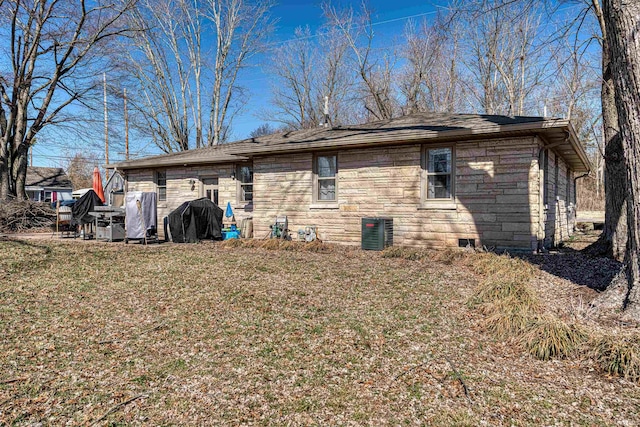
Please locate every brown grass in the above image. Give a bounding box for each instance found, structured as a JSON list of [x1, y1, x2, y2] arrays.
[[521, 315, 587, 360], [1, 238, 639, 425], [594, 333, 640, 381]]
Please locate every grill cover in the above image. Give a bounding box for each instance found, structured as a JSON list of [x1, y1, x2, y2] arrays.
[[167, 198, 224, 243]]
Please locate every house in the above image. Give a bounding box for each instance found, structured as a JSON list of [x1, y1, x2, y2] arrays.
[[26, 167, 73, 203], [104, 170, 125, 207], [107, 113, 591, 251]]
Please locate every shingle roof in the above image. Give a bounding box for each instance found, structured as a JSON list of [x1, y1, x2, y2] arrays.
[[26, 167, 73, 189], [108, 113, 591, 173]]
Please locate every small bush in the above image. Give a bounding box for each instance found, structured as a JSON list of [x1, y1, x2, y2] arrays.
[[520, 315, 586, 360], [594, 334, 640, 382]]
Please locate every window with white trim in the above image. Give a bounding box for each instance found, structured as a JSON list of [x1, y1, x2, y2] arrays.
[[156, 170, 167, 201], [424, 146, 453, 200], [237, 165, 253, 203], [314, 154, 337, 202]]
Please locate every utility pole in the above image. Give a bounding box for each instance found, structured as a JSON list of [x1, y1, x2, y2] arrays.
[[103, 73, 110, 180], [124, 87, 129, 161]]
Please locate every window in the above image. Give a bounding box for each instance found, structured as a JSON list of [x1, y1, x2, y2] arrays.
[[156, 170, 167, 201], [314, 154, 337, 202], [424, 147, 453, 200], [202, 177, 219, 205], [238, 165, 253, 203]]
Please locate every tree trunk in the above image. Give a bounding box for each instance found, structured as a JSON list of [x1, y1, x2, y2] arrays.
[[587, 0, 627, 261], [601, 46, 627, 260], [0, 144, 9, 201], [12, 145, 29, 201], [602, 0, 640, 317]]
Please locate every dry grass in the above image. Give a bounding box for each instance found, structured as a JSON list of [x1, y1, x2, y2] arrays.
[[483, 297, 538, 338], [1, 238, 639, 425], [594, 333, 640, 382], [521, 315, 587, 361]]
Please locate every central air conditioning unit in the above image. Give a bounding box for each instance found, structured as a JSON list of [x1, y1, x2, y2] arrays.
[[361, 217, 393, 250]]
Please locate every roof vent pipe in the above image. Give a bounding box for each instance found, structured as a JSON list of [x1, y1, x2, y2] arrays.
[[324, 96, 330, 128]]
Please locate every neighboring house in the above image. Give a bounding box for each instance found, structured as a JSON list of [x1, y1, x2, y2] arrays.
[[26, 167, 73, 203], [104, 170, 125, 206], [107, 113, 591, 251]]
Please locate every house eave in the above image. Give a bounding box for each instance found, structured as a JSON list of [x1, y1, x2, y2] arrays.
[[105, 115, 591, 173]]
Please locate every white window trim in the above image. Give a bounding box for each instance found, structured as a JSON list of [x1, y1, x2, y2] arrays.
[[199, 175, 219, 205], [155, 170, 167, 204], [312, 152, 338, 205], [236, 163, 253, 206], [420, 144, 456, 210]]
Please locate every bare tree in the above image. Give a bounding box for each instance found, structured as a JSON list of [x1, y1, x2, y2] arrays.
[[460, 2, 550, 116], [122, 0, 273, 151], [124, 0, 193, 153], [64, 152, 101, 189], [588, 0, 627, 260], [269, 27, 319, 129], [400, 12, 463, 114], [249, 122, 276, 138], [206, 0, 275, 146], [0, 0, 136, 201], [267, 24, 355, 130], [323, 2, 397, 122]]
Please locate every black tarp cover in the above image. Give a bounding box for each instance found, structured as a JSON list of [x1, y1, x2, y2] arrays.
[[71, 189, 103, 227], [167, 198, 224, 243]]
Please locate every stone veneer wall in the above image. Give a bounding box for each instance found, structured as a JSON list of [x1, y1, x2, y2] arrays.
[[125, 163, 253, 239], [541, 148, 576, 248], [253, 137, 544, 250], [122, 136, 577, 249]]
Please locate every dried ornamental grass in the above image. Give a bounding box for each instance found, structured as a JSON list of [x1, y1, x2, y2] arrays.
[[520, 315, 586, 360], [471, 278, 539, 309], [483, 297, 538, 338], [594, 334, 640, 382], [381, 246, 423, 260], [471, 253, 536, 282]]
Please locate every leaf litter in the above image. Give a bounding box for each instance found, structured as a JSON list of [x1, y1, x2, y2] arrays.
[[0, 234, 639, 425]]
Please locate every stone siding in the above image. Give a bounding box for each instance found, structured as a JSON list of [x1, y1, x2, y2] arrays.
[[541, 148, 576, 248], [125, 163, 253, 238], [122, 136, 577, 250], [253, 137, 542, 250]]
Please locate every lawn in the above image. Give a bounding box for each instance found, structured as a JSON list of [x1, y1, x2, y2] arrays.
[[1, 237, 639, 425]]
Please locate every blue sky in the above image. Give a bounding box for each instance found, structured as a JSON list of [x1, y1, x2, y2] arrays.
[[228, 0, 444, 139], [34, 0, 594, 170], [32, 0, 446, 169]]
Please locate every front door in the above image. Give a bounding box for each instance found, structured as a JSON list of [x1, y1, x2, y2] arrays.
[[202, 177, 219, 206]]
